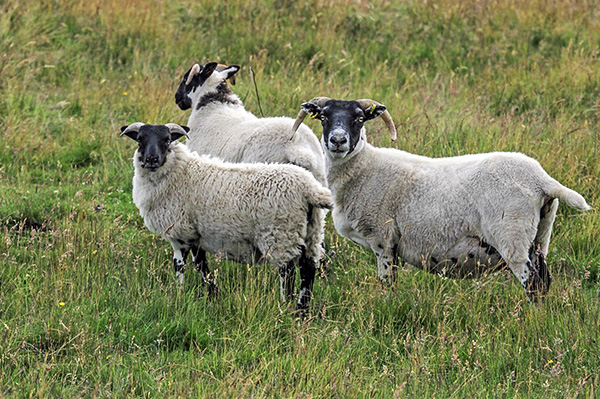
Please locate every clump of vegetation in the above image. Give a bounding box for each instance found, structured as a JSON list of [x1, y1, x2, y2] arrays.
[[1, 0, 598, 397]]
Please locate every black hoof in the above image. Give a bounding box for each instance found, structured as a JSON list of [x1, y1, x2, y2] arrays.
[[295, 303, 309, 319], [202, 280, 219, 300]]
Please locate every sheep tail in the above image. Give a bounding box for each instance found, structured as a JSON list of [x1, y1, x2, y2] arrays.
[[304, 193, 329, 262], [544, 180, 591, 211], [307, 185, 333, 210]]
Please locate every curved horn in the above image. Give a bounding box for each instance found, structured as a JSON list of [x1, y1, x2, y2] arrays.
[[120, 122, 145, 136], [185, 63, 201, 85], [290, 96, 331, 140], [165, 123, 190, 139], [356, 99, 397, 141]]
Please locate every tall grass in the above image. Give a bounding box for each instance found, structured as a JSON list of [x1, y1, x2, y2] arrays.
[[1, 0, 599, 397]]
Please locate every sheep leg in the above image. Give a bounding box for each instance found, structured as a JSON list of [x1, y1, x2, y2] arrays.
[[278, 260, 296, 303], [374, 244, 397, 283], [492, 210, 548, 301], [191, 244, 217, 296], [505, 245, 550, 302], [525, 243, 551, 301], [516, 198, 556, 301], [170, 243, 190, 288], [536, 197, 559, 256], [297, 251, 316, 311]]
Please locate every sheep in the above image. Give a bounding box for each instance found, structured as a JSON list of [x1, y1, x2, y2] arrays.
[[174, 61, 326, 185], [290, 97, 590, 300], [121, 122, 333, 310], [174, 61, 328, 263]]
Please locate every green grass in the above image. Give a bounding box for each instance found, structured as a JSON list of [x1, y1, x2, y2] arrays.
[[1, 0, 599, 397]]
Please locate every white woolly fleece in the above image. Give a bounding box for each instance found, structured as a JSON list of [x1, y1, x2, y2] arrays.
[[324, 130, 589, 281], [184, 77, 326, 186], [132, 142, 331, 265]]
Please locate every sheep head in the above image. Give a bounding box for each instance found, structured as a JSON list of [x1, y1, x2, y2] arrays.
[[174, 62, 240, 111], [121, 123, 190, 171], [291, 98, 397, 158]]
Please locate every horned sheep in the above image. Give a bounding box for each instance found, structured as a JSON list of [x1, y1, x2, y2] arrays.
[[121, 122, 332, 310], [291, 97, 590, 300]]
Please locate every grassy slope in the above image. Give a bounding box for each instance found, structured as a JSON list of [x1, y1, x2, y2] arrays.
[[0, 0, 599, 397]]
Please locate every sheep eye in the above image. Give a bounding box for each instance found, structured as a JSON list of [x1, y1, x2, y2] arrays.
[[320, 115, 327, 122], [357, 116, 364, 123]]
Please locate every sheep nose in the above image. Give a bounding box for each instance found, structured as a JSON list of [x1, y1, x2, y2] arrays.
[[144, 155, 160, 168], [329, 135, 348, 146]]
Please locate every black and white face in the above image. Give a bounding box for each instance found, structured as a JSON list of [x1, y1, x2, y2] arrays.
[[174, 62, 240, 110], [302, 99, 386, 159], [174, 62, 218, 110], [121, 124, 189, 171]]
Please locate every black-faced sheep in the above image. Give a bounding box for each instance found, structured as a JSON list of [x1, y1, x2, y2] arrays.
[[291, 97, 590, 300], [122, 122, 332, 310]]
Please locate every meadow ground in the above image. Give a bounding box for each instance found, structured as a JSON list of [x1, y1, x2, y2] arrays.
[[1, 0, 599, 397]]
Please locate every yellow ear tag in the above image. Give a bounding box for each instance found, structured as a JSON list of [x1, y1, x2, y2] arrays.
[[369, 104, 376, 114], [310, 112, 318, 119]]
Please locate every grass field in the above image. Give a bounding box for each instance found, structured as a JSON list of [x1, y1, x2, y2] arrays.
[[1, 0, 599, 397]]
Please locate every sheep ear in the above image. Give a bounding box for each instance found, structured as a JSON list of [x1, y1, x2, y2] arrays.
[[171, 132, 187, 141], [185, 63, 201, 85], [301, 102, 322, 119], [363, 104, 387, 121], [200, 62, 218, 79]]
